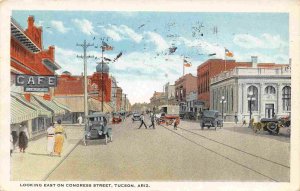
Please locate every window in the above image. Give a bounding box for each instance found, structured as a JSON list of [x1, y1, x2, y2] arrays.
[[265, 86, 276, 94], [247, 85, 258, 111], [282, 86, 291, 111]]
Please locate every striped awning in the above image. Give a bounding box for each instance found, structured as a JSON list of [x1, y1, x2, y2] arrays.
[[11, 97, 39, 124], [53, 99, 71, 112], [33, 95, 65, 116], [11, 93, 52, 118]]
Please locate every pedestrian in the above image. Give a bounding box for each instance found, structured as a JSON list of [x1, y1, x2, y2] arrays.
[[234, 113, 238, 125], [138, 113, 147, 129], [46, 123, 55, 156], [10, 133, 13, 156], [54, 119, 67, 157], [77, 115, 83, 125], [19, 122, 29, 153], [11, 124, 18, 150], [241, 116, 247, 127], [149, 112, 155, 129], [174, 117, 180, 130]]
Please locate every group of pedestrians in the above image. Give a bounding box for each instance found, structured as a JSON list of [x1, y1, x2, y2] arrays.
[[10, 119, 67, 157], [10, 122, 29, 156], [138, 112, 156, 129], [46, 119, 67, 157]]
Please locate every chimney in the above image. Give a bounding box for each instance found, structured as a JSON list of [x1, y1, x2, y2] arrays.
[[251, 56, 258, 68], [27, 16, 35, 29], [48, 46, 55, 59]]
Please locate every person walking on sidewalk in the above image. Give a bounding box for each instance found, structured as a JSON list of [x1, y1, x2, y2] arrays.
[[148, 112, 155, 129], [11, 124, 18, 150], [77, 115, 83, 125], [46, 123, 55, 156], [234, 113, 238, 125], [54, 120, 67, 157], [10, 133, 13, 156], [19, 122, 29, 153], [138, 113, 147, 129]]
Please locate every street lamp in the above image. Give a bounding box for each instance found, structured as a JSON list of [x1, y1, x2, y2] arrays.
[[220, 96, 226, 121], [247, 91, 256, 122]]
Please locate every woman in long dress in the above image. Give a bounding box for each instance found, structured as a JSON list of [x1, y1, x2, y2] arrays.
[[54, 120, 67, 157], [19, 122, 29, 153], [46, 123, 55, 156]]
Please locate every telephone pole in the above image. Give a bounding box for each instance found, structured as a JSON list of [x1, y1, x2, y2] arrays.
[[124, 94, 127, 112], [76, 40, 94, 121]]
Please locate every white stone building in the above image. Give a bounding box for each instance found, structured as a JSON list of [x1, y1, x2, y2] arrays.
[[210, 65, 291, 122], [186, 91, 198, 112]]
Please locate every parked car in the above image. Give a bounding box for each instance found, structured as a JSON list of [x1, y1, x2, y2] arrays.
[[132, 113, 141, 122], [84, 112, 112, 145], [200, 110, 223, 130]]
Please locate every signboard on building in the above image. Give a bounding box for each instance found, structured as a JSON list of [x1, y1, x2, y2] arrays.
[[16, 74, 57, 92]]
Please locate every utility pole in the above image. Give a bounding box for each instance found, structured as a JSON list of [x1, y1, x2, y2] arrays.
[[124, 94, 127, 112], [76, 40, 94, 121]]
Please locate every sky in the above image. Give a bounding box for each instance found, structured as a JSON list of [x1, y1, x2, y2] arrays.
[[12, 11, 289, 104]]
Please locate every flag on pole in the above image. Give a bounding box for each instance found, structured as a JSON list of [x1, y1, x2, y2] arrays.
[[183, 59, 192, 67], [208, 53, 216, 56], [225, 48, 233, 57], [102, 41, 113, 51]]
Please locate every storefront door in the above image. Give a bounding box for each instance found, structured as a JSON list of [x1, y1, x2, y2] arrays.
[[265, 104, 274, 118]]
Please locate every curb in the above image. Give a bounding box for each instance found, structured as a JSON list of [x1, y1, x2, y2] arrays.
[[42, 137, 83, 181]]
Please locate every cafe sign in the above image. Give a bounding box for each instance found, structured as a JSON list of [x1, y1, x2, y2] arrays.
[[16, 74, 57, 92]]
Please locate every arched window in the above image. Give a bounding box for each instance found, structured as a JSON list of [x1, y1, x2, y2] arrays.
[[247, 85, 258, 111], [265, 86, 276, 94], [282, 86, 291, 111]]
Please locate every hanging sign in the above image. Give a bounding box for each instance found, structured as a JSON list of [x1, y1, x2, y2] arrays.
[[16, 74, 57, 87]]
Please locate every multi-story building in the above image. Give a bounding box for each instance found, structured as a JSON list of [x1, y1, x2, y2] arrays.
[[197, 57, 288, 109], [150, 91, 165, 110], [10, 16, 67, 138], [210, 62, 291, 122], [163, 82, 176, 105], [174, 73, 197, 112]]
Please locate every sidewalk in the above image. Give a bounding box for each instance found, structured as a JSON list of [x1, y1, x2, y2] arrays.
[[11, 125, 84, 181]]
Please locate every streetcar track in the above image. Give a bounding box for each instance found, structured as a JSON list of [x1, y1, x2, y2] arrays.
[[160, 124, 283, 182], [177, 126, 290, 169]]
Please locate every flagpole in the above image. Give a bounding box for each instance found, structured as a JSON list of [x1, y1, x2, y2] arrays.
[[224, 48, 227, 72], [183, 58, 185, 77]]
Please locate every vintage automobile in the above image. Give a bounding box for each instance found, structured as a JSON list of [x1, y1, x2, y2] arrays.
[[253, 115, 291, 135], [200, 110, 223, 130], [132, 113, 141, 122], [83, 112, 112, 145], [112, 112, 122, 124]]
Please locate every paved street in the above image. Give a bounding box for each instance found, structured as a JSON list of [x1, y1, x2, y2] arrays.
[[43, 116, 290, 182]]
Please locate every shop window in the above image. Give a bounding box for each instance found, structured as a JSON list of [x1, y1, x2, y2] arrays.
[[247, 85, 258, 111], [282, 86, 291, 111]]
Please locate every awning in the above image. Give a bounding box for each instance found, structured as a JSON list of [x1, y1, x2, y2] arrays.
[[88, 98, 113, 113], [53, 99, 71, 112], [11, 96, 39, 124], [11, 93, 52, 118], [54, 96, 84, 112], [33, 95, 65, 116]]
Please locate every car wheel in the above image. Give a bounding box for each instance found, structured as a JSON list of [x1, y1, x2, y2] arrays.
[[267, 122, 278, 135]]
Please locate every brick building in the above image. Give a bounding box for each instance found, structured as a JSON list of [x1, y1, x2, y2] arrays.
[[53, 71, 113, 123], [197, 57, 287, 109], [10, 16, 68, 138], [150, 91, 165, 110], [174, 73, 197, 112]]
